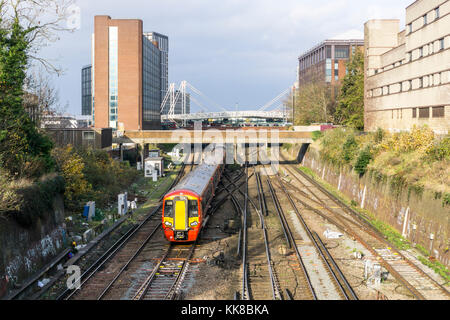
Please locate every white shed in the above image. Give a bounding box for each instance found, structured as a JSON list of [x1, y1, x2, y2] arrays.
[[145, 157, 164, 178]]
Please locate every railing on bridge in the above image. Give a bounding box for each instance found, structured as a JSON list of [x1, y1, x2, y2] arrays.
[[161, 110, 287, 121]]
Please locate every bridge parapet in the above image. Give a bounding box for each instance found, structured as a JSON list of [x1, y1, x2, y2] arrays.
[[114, 129, 312, 145]]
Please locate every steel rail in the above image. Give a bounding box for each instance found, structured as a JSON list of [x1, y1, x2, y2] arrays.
[[263, 168, 317, 300], [97, 221, 162, 300], [286, 163, 450, 299], [276, 174, 359, 300], [255, 169, 283, 300], [58, 162, 188, 300], [312, 232, 358, 300]]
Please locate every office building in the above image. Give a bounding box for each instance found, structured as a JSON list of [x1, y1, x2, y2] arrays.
[[364, 0, 450, 134], [81, 65, 92, 116], [92, 16, 163, 130], [298, 39, 364, 89], [144, 32, 169, 105]]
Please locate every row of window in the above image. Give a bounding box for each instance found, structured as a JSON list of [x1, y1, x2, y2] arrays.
[[371, 37, 446, 76], [299, 44, 358, 71], [406, 38, 445, 63], [407, 6, 440, 34], [390, 106, 445, 120], [368, 70, 449, 98], [412, 106, 445, 119]]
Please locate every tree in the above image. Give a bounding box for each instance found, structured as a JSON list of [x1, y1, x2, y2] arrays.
[[334, 49, 365, 130], [0, 0, 75, 177], [293, 80, 333, 125]]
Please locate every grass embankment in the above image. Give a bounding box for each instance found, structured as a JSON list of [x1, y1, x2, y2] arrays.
[[290, 127, 450, 283], [313, 127, 450, 204]]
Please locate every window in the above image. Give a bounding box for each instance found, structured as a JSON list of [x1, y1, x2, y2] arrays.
[[432, 106, 445, 118], [419, 47, 423, 58], [83, 131, 95, 140], [335, 46, 349, 59], [188, 200, 199, 217], [326, 46, 332, 59], [435, 7, 440, 20], [439, 38, 445, 51], [412, 108, 417, 118], [164, 200, 174, 217], [408, 23, 412, 34], [423, 14, 427, 26], [419, 107, 430, 118]]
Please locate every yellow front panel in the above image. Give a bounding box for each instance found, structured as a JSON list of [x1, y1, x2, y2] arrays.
[[175, 201, 187, 230]]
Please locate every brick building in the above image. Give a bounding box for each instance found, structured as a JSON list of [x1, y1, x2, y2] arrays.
[[298, 39, 364, 93], [92, 16, 164, 130]]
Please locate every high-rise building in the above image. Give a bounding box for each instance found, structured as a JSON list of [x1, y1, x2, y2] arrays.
[[81, 65, 92, 116], [92, 16, 162, 130], [144, 32, 169, 106], [364, 0, 450, 134], [298, 39, 364, 91]]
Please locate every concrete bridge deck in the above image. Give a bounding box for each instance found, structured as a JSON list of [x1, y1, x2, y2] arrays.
[[114, 129, 312, 145]]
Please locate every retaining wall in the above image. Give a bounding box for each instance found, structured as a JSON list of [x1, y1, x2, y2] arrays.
[[284, 145, 449, 267], [0, 195, 67, 298]]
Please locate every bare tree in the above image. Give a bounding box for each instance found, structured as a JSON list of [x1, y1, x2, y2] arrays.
[[23, 68, 69, 125], [0, 0, 78, 75]]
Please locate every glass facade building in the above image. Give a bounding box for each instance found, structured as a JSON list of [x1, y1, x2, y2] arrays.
[[108, 26, 119, 128], [142, 35, 162, 129], [81, 65, 92, 116], [144, 32, 169, 106]]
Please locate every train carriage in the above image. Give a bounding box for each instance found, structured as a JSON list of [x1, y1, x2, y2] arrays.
[[162, 146, 225, 242]]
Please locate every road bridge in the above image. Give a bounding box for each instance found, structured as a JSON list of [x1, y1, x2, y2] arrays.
[[114, 129, 312, 145]]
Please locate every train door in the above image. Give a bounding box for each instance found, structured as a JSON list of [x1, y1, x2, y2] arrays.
[[174, 197, 188, 231]]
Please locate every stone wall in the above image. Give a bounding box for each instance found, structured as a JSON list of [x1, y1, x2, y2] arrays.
[[284, 144, 449, 267], [0, 195, 67, 298]]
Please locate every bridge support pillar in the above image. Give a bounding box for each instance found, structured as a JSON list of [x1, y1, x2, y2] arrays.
[[296, 143, 310, 163]]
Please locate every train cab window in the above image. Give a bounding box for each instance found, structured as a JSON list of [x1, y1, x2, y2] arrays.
[[164, 200, 174, 217], [189, 200, 199, 217]]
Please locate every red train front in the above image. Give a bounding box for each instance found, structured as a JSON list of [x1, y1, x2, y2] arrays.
[[162, 146, 225, 242], [162, 190, 203, 242]]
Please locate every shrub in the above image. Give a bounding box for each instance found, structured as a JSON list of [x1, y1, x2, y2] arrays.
[[342, 135, 358, 164], [311, 131, 323, 141], [426, 136, 450, 162], [354, 147, 372, 176]]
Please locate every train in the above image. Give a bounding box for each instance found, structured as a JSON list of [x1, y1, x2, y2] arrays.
[[162, 145, 226, 242]]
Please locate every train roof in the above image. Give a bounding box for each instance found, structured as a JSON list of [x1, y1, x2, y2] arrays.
[[169, 162, 221, 197]]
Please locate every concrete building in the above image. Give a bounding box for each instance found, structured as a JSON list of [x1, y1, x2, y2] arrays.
[[364, 0, 450, 134], [92, 16, 162, 131], [81, 65, 92, 116], [298, 39, 364, 91]]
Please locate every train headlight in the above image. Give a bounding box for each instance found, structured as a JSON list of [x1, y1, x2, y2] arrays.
[[190, 221, 199, 227], [164, 221, 173, 227]]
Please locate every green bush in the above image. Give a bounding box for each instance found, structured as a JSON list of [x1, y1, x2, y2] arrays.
[[311, 131, 323, 141], [426, 137, 450, 162], [354, 147, 372, 176], [342, 135, 358, 163]]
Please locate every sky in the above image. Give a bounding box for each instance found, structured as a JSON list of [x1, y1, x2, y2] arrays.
[[38, 0, 413, 115]]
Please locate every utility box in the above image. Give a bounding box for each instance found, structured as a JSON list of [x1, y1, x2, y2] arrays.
[[83, 201, 96, 221], [145, 157, 164, 178], [148, 149, 161, 158], [118, 192, 128, 215]]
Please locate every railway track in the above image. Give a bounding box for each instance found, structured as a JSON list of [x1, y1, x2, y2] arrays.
[[132, 243, 197, 300], [280, 161, 450, 300], [56, 163, 190, 300]]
